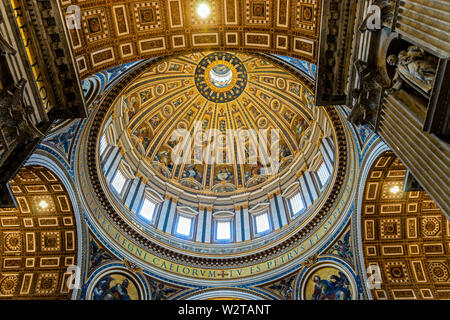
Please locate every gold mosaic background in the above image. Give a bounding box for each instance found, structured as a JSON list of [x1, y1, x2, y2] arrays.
[[119, 51, 316, 194]]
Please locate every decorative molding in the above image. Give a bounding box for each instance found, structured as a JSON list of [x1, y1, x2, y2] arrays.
[[315, 0, 356, 106]]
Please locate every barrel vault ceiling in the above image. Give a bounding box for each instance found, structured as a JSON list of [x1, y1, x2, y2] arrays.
[[361, 152, 450, 300], [60, 0, 321, 78], [0, 166, 78, 299]]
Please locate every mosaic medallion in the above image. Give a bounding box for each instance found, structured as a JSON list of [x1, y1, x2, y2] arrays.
[[195, 52, 247, 103], [91, 273, 141, 300]]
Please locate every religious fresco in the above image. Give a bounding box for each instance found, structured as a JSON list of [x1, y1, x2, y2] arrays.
[[119, 51, 313, 195], [147, 278, 181, 300], [265, 274, 297, 300], [88, 237, 115, 274], [304, 267, 353, 300], [76, 51, 355, 286], [325, 227, 354, 265], [92, 273, 140, 300]]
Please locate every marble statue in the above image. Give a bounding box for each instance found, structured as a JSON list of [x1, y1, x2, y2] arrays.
[[387, 46, 438, 94], [0, 79, 43, 141]]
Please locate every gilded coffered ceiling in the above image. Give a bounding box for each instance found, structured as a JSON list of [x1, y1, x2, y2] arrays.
[[0, 166, 78, 299], [60, 0, 321, 78], [361, 152, 450, 300]]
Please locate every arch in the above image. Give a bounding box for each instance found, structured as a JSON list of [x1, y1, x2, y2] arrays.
[[26, 151, 88, 300], [0, 164, 82, 299], [354, 139, 390, 300], [359, 151, 450, 300]]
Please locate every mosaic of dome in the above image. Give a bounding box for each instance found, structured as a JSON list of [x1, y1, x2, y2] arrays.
[[122, 52, 316, 195], [1, 0, 448, 303]]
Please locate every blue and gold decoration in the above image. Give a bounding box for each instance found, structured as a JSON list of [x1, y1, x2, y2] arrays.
[[195, 52, 247, 103], [111, 51, 315, 195]]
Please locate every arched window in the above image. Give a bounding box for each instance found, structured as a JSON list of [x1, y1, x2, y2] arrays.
[[216, 220, 232, 241], [175, 215, 193, 238], [288, 191, 305, 216], [111, 170, 127, 195], [317, 162, 330, 187], [139, 196, 156, 223], [99, 134, 108, 156], [254, 212, 270, 234]]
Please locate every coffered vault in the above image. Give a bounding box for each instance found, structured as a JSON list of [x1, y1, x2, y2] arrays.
[[60, 0, 322, 78]]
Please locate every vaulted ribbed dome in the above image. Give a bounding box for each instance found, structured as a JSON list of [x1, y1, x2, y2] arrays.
[[95, 52, 338, 256], [120, 51, 316, 195]]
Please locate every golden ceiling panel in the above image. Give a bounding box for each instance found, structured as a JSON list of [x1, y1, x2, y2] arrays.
[[120, 51, 315, 195], [61, 0, 321, 78], [361, 152, 450, 300], [0, 166, 77, 299]]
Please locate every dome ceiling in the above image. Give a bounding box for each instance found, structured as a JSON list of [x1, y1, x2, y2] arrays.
[[74, 51, 355, 284], [122, 51, 315, 195]]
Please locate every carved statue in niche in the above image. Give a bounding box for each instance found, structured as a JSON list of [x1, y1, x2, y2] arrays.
[[387, 46, 438, 95], [348, 60, 380, 126], [359, 0, 394, 32], [0, 79, 43, 144]]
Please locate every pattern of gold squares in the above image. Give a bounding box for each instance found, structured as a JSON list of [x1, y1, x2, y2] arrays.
[[362, 152, 450, 300], [0, 166, 77, 299], [58, 0, 321, 77]]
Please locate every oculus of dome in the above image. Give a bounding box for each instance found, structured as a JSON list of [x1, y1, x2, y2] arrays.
[[195, 52, 247, 103], [209, 64, 233, 88], [204, 60, 237, 92]]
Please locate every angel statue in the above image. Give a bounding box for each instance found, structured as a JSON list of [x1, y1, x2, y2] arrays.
[[0, 79, 43, 141], [348, 60, 379, 126]]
